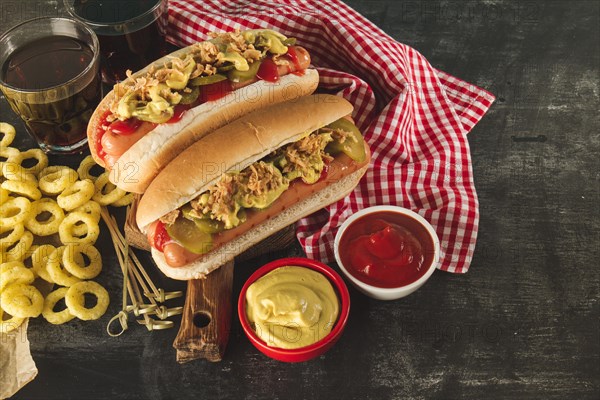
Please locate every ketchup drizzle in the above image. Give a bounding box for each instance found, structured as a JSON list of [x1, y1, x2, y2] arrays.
[[96, 110, 112, 162], [199, 80, 233, 102], [168, 104, 191, 123], [153, 221, 172, 252], [318, 162, 330, 182], [286, 46, 303, 70], [256, 59, 280, 83], [109, 117, 143, 135]]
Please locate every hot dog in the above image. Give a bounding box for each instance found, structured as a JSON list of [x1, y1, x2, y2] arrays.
[[87, 30, 319, 193], [136, 94, 371, 280]]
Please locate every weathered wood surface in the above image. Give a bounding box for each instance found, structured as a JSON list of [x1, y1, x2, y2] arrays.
[[173, 261, 235, 363], [1, 1, 598, 399]]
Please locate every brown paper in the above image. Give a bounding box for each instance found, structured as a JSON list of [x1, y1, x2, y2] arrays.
[[0, 320, 37, 399]]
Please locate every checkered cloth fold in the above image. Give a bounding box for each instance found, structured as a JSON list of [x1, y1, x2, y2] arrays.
[[167, 0, 495, 273]]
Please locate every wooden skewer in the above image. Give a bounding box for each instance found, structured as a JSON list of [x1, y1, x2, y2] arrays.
[[103, 206, 182, 336]]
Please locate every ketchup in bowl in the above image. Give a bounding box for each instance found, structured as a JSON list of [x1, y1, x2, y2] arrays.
[[334, 206, 440, 300]]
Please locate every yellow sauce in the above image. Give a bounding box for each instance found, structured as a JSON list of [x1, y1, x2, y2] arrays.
[[245, 266, 339, 349]]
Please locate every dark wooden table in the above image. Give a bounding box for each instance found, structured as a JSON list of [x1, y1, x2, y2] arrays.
[[1, 1, 598, 399]]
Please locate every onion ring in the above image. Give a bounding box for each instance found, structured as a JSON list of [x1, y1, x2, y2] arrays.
[[77, 155, 102, 182], [70, 201, 101, 237], [21, 245, 40, 276], [1, 161, 37, 183], [1, 179, 42, 201], [0, 147, 22, 178], [18, 148, 49, 176], [21, 149, 48, 175], [38, 166, 78, 196], [93, 173, 127, 206], [31, 244, 56, 283], [0, 196, 32, 226], [0, 122, 16, 147], [46, 246, 81, 287], [0, 283, 44, 318], [72, 200, 101, 223], [42, 287, 76, 325], [65, 281, 110, 321], [0, 307, 24, 333], [25, 198, 65, 236], [0, 261, 35, 292], [59, 211, 100, 245], [0, 187, 9, 204], [111, 193, 134, 207], [0, 223, 25, 252], [57, 179, 95, 211], [2, 230, 33, 263], [63, 243, 102, 279]]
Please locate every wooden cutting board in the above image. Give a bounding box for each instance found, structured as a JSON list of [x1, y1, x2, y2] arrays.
[[172, 261, 234, 363]]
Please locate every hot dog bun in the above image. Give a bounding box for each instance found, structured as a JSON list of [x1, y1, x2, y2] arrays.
[[87, 32, 319, 194], [150, 163, 368, 280], [136, 94, 370, 280], [137, 94, 354, 229], [88, 71, 318, 194]]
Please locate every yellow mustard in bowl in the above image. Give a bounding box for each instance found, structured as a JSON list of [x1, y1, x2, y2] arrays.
[[245, 266, 339, 349]]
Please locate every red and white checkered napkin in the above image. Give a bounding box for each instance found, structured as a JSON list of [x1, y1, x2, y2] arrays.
[[167, 0, 495, 273]]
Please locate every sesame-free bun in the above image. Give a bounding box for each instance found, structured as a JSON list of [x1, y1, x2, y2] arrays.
[[136, 94, 354, 230], [87, 64, 318, 193], [136, 94, 370, 280]]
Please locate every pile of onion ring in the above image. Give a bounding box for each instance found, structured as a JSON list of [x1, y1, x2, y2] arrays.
[[1, 122, 131, 333]]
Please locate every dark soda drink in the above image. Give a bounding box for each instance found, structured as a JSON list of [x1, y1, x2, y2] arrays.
[[1, 34, 101, 151], [69, 0, 169, 84]]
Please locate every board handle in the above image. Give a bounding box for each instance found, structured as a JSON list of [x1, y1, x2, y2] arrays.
[[173, 261, 234, 363]]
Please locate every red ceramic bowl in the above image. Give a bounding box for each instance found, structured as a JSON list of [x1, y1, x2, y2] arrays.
[[238, 257, 350, 362]]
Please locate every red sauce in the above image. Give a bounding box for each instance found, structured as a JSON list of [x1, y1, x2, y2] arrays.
[[256, 59, 280, 83], [96, 110, 112, 161], [319, 163, 329, 182], [152, 221, 172, 252], [109, 117, 143, 135], [338, 211, 435, 288], [286, 46, 304, 73], [168, 104, 191, 123], [199, 80, 233, 102]]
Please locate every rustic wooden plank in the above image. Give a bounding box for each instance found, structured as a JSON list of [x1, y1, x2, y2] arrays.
[[173, 261, 235, 363]]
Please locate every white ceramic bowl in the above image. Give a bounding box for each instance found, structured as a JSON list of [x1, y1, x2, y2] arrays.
[[333, 205, 440, 300]]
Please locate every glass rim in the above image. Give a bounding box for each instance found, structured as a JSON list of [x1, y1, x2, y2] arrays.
[[0, 16, 100, 94], [63, 0, 167, 28]]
